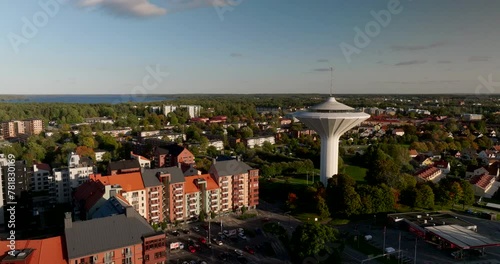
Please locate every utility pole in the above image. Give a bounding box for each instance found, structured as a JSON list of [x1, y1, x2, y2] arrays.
[[383, 226, 386, 254], [398, 232, 401, 264], [414, 237, 418, 264]]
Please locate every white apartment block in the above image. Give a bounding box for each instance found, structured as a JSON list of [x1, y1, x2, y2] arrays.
[[163, 105, 201, 118], [31, 164, 52, 192], [121, 189, 147, 218], [209, 140, 224, 151], [53, 153, 94, 204], [245, 136, 276, 149], [130, 152, 151, 169]]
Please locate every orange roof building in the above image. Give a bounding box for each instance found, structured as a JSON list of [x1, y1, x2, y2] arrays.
[[0, 236, 67, 264]]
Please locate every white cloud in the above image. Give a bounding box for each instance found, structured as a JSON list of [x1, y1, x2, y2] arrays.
[[78, 0, 237, 17], [79, 0, 167, 17]]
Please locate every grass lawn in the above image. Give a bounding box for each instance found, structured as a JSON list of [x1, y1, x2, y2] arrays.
[[293, 212, 321, 222], [344, 165, 367, 183]]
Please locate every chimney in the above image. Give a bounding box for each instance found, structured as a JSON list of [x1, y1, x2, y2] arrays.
[[64, 212, 72, 229], [125, 206, 134, 217]]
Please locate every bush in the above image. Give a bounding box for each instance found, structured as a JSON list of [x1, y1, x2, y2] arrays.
[[238, 213, 257, 220]]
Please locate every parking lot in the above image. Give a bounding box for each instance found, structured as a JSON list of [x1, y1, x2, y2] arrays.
[[166, 206, 299, 264]]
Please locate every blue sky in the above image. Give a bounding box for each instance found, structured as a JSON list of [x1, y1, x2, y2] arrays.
[[1, 0, 499, 94]]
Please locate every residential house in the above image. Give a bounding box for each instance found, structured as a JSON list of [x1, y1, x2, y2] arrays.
[[153, 144, 195, 169], [392, 128, 405, 136], [409, 149, 419, 158], [413, 154, 434, 167], [153, 167, 186, 222], [208, 140, 224, 151], [469, 174, 496, 197], [131, 152, 152, 169], [414, 166, 442, 183], [64, 208, 167, 264], [465, 166, 489, 179], [434, 160, 451, 174]]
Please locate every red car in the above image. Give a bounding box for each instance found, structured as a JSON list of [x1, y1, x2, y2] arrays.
[[244, 246, 255, 254], [188, 246, 196, 253], [199, 237, 207, 244]]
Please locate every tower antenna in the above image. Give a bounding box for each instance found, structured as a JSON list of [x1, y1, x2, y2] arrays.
[[330, 66, 334, 97]]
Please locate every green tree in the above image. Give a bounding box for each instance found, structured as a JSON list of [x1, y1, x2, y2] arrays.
[[206, 146, 219, 157], [289, 222, 340, 263], [415, 185, 435, 209], [316, 196, 330, 219], [239, 126, 254, 139]]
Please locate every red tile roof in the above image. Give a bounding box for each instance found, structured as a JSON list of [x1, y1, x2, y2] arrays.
[[0, 236, 67, 264], [34, 163, 51, 171], [433, 160, 449, 168], [73, 179, 106, 211], [184, 174, 219, 193], [415, 166, 441, 180], [409, 149, 419, 156], [470, 174, 495, 190], [90, 172, 145, 192]]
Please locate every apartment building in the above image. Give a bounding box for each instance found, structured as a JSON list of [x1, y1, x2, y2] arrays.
[[163, 105, 201, 118], [209, 159, 259, 211], [64, 208, 167, 264], [141, 170, 164, 223], [107, 159, 141, 175], [1, 119, 43, 139], [31, 163, 52, 192], [184, 174, 220, 219], [53, 153, 95, 204], [90, 172, 148, 219], [153, 167, 186, 222], [245, 136, 275, 149]]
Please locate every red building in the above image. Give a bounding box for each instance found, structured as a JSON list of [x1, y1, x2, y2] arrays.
[[153, 144, 194, 169]]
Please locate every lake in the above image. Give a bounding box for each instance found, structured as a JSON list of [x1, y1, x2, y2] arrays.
[[1, 95, 172, 104]]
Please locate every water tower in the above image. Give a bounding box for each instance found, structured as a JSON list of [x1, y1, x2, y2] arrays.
[[295, 69, 370, 186]]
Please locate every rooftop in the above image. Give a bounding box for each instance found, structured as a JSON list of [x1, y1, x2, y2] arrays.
[[108, 159, 140, 171], [309, 97, 354, 112], [143, 167, 185, 184], [211, 159, 253, 176], [91, 172, 145, 192], [388, 212, 475, 228], [425, 225, 500, 249], [65, 208, 158, 259], [0, 236, 66, 264]]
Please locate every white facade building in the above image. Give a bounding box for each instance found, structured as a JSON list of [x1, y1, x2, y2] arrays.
[[53, 153, 94, 203], [245, 136, 275, 149], [163, 105, 201, 118]]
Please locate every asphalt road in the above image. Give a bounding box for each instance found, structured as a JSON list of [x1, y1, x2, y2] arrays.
[[166, 205, 299, 264]]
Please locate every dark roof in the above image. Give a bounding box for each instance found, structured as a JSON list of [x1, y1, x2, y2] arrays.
[[155, 144, 186, 156], [108, 159, 140, 171], [91, 196, 128, 219], [141, 169, 163, 187], [65, 208, 156, 259], [73, 180, 106, 211], [211, 159, 253, 176], [142, 167, 185, 184]]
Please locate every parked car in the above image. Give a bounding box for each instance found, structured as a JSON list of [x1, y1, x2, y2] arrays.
[[212, 238, 223, 245], [254, 228, 263, 235], [238, 228, 244, 234], [238, 233, 247, 240], [244, 246, 254, 254], [188, 246, 196, 253], [182, 229, 190, 234], [199, 237, 207, 244], [223, 230, 229, 236], [234, 249, 243, 256], [193, 227, 200, 232]]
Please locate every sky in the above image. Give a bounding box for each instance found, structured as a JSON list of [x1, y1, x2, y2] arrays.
[[1, 0, 499, 95]]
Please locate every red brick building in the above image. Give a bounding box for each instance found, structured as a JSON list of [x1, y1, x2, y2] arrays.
[[153, 144, 194, 169]]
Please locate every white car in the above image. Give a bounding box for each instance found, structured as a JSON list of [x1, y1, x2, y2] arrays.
[[235, 249, 243, 256], [238, 233, 247, 240], [223, 230, 229, 236], [238, 228, 244, 233], [212, 238, 223, 245]]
